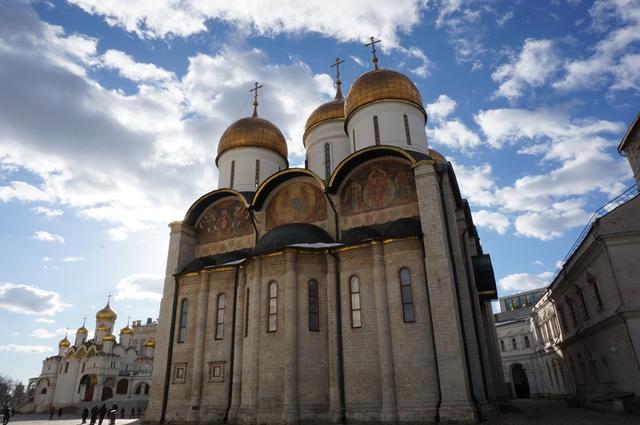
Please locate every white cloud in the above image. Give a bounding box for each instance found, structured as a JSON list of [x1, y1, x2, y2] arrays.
[[531, 260, 544, 267], [472, 210, 510, 234], [102, 49, 175, 82], [427, 95, 481, 151], [30, 328, 67, 339], [0, 181, 50, 202], [0, 283, 70, 316], [451, 162, 497, 207], [432, 0, 487, 68], [114, 273, 164, 302], [499, 271, 553, 292], [553, 0, 640, 92], [492, 39, 560, 100], [67, 0, 425, 46], [41, 256, 84, 263], [35, 318, 55, 324], [0, 344, 53, 354], [514, 199, 591, 240], [32, 206, 64, 218], [33, 231, 64, 244], [350, 55, 366, 67]]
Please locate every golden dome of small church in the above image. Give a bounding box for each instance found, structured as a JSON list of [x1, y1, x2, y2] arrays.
[[147, 40, 506, 425]]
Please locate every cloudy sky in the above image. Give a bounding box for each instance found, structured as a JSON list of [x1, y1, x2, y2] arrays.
[[1, 0, 638, 383]]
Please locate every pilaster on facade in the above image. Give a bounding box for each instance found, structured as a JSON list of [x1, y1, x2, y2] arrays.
[[189, 271, 211, 420], [281, 250, 300, 424], [227, 266, 246, 423], [413, 162, 478, 422]]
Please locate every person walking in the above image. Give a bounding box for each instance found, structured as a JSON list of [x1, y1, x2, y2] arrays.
[[98, 404, 107, 425], [108, 406, 117, 425], [57, 408, 62, 419], [81, 407, 89, 423], [48, 406, 55, 420], [90, 406, 98, 425], [129, 408, 135, 419], [2, 406, 10, 425], [120, 407, 124, 419]]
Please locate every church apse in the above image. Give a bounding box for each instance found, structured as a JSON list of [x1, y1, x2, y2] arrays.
[[339, 158, 419, 230], [195, 197, 254, 257], [264, 181, 328, 230]]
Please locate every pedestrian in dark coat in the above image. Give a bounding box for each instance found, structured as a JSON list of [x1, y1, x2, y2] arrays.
[[98, 404, 107, 425], [120, 407, 124, 419], [81, 408, 89, 423], [57, 408, 62, 418], [129, 408, 135, 419], [90, 406, 98, 425], [2, 406, 10, 425], [48, 406, 55, 420]]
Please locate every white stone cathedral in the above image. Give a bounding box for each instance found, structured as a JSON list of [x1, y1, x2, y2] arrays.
[[26, 303, 157, 413], [147, 46, 507, 424]]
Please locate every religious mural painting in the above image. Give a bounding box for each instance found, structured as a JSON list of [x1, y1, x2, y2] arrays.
[[196, 198, 253, 246], [340, 159, 417, 216], [265, 181, 327, 229]]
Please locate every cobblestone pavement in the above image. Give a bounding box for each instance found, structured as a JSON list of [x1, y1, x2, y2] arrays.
[[486, 399, 640, 425]]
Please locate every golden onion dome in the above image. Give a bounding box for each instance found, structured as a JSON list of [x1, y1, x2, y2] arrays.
[[144, 339, 156, 348], [102, 334, 116, 343], [58, 336, 71, 348], [216, 116, 288, 164], [344, 68, 425, 123], [96, 303, 117, 322], [76, 325, 88, 335], [120, 326, 134, 336], [304, 81, 345, 143], [96, 325, 108, 332]]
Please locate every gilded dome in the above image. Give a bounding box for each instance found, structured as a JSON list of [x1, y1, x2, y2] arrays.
[[96, 303, 117, 322], [58, 336, 70, 348], [344, 68, 424, 123], [216, 116, 288, 163], [120, 326, 134, 336], [102, 334, 116, 342], [144, 339, 156, 348], [76, 325, 88, 335], [304, 98, 345, 141]]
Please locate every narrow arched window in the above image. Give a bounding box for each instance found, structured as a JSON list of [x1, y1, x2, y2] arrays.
[[399, 268, 415, 322], [500, 340, 505, 352], [230, 160, 236, 189], [587, 275, 604, 311], [403, 114, 412, 145], [576, 287, 589, 319], [350, 276, 362, 328], [324, 143, 331, 180], [309, 279, 319, 331], [352, 129, 356, 151], [255, 159, 260, 187], [268, 281, 277, 332], [511, 338, 517, 350], [244, 287, 250, 338], [178, 298, 189, 343], [373, 115, 380, 145], [215, 293, 225, 340], [524, 335, 530, 348]]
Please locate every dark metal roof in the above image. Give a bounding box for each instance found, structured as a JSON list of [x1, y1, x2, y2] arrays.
[[182, 249, 251, 273], [255, 223, 334, 253], [340, 217, 421, 244]]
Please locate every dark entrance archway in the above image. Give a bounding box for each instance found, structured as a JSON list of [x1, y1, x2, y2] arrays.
[[79, 375, 95, 402], [101, 386, 113, 401], [511, 363, 530, 398]]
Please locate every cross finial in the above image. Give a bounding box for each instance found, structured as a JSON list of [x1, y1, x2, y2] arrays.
[[330, 57, 345, 100], [82, 316, 86, 327], [365, 36, 381, 69], [107, 292, 112, 305], [127, 315, 131, 326], [250, 82, 263, 118]]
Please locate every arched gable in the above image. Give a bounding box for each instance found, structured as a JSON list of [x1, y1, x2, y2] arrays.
[[186, 189, 255, 258], [335, 152, 419, 232], [252, 168, 328, 233]]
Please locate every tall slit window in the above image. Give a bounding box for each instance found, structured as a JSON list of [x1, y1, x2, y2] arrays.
[[524, 335, 530, 348], [215, 294, 225, 340], [587, 275, 604, 311], [255, 159, 260, 187], [244, 288, 250, 338], [373, 115, 380, 145], [352, 129, 356, 151], [268, 281, 278, 332], [403, 114, 412, 145], [324, 143, 331, 180], [308, 279, 319, 331], [349, 276, 362, 328], [576, 287, 589, 319], [178, 298, 189, 343], [230, 160, 236, 189], [500, 340, 505, 351], [399, 268, 415, 322]]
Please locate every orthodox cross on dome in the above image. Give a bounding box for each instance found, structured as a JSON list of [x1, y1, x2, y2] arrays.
[[250, 81, 263, 118], [82, 316, 86, 327], [331, 57, 345, 100], [127, 315, 131, 326], [365, 36, 381, 69]]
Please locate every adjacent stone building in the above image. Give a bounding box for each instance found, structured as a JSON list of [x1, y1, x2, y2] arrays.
[[146, 53, 507, 424], [25, 303, 157, 413]]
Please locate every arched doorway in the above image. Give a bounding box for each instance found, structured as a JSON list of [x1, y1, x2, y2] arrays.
[[79, 375, 95, 402], [101, 386, 113, 401], [511, 363, 530, 398], [116, 379, 128, 395]]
